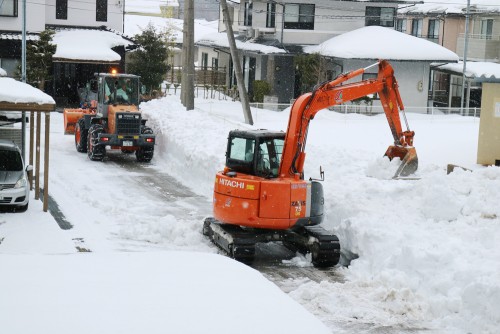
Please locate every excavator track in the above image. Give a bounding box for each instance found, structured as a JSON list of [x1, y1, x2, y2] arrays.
[[203, 218, 340, 267], [203, 218, 256, 264]]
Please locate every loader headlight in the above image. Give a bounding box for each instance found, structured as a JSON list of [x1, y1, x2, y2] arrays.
[[14, 177, 27, 189]]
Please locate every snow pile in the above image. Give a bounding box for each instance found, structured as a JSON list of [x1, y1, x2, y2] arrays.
[[140, 94, 499, 333], [0, 67, 6, 77]]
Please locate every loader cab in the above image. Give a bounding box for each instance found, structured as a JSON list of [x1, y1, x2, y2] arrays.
[[226, 130, 285, 178], [96, 73, 141, 117]]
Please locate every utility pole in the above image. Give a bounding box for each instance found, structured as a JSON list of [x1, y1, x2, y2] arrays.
[[185, 0, 194, 110], [21, 0, 27, 160], [460, 0, 470, 115], [181, 0, 195, 110], [220, 0, 253, 125], [181, 8, 188, 105]]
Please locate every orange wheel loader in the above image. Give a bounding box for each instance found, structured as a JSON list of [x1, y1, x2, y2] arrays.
[[203, 60, 418, 267], [63, 72, 155, 162]]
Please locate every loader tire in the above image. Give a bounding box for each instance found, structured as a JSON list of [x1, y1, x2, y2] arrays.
[[136, 126, 154, 162], [75, 119, 88, 153], [87, 124, 105, 161]]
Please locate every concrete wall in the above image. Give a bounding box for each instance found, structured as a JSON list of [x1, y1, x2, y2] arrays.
[[477, 83, 500, 166]]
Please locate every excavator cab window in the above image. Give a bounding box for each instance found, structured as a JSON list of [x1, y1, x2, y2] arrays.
[[227, 137, 255, 174], [256, 139, 283, 178], [226, 131, 284, 178]]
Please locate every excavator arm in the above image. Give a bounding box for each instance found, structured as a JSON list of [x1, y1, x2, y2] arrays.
[[279, 60, 418, 179]]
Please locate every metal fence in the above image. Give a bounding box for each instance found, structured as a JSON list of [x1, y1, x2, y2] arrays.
[[250, 100, 480, 117]]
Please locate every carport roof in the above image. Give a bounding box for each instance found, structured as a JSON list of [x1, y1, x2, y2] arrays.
[[0, 77, 55, 111], [432, 61, 500, 82]]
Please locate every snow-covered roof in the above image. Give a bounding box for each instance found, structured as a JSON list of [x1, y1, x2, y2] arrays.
[[0, 67, 6, 77], [52, 29, 133, 63], [434, 61, 500, 81], [304, 26, 459, 62], [124, 15, 218, 44], [0, 77, 55, 105], [399, 0, 500, 15], [0, 31, 39, 41], [196, 32, 287, 54]]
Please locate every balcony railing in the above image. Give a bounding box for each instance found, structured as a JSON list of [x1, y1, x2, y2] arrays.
[[459, 33, 500, 41]]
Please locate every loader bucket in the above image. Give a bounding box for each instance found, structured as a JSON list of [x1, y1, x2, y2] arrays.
[[63, 109, 85, 134], [384, 146, 418, 178]]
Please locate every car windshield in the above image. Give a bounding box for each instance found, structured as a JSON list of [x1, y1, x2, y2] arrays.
[[0, 150, 23, 171]]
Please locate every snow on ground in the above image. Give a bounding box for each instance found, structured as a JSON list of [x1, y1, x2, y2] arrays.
[[139, 94, 499, 333], [0, 109, 330, 333], [1, 92, 499, 333]]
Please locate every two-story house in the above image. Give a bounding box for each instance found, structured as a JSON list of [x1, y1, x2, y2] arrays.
[[196, 0, 403, 104], [397, 0, 500, 109], [0, 0, 134, 104]]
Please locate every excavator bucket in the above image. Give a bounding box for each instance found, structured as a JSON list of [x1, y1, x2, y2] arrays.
[[384, 146, 418, 178]]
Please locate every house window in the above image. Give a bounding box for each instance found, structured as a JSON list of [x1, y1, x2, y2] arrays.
[[201, 52, 208, 70], [244, 1, 252, 26], [480, 19, 493, 39], [0, 0, 17, 17], [96, 0, 108, 22], [411, 19, 423, 37], [284, 4, 315, 30], [212, 58, 218, 70], [428, 19, 439, 39], [266, 3, 276, 28], [365, 7, 395, 27], [56, 0, 68, 20], [396, 19, 406, 33]]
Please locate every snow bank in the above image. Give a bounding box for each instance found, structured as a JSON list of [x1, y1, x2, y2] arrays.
[[141, 95, 500, 333], [0, 251, 330, 334]]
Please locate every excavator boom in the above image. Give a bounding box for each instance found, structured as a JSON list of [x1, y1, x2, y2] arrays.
[[280, 60, 417, 179]]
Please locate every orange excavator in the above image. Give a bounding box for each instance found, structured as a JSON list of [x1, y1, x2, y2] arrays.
[[203, 60, 418, 267]]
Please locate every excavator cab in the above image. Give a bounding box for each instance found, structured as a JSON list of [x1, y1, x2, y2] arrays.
[[226, 130, 285, 179]]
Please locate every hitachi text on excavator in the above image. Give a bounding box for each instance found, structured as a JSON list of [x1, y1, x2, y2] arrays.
[[203, 60, 418, 267]]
